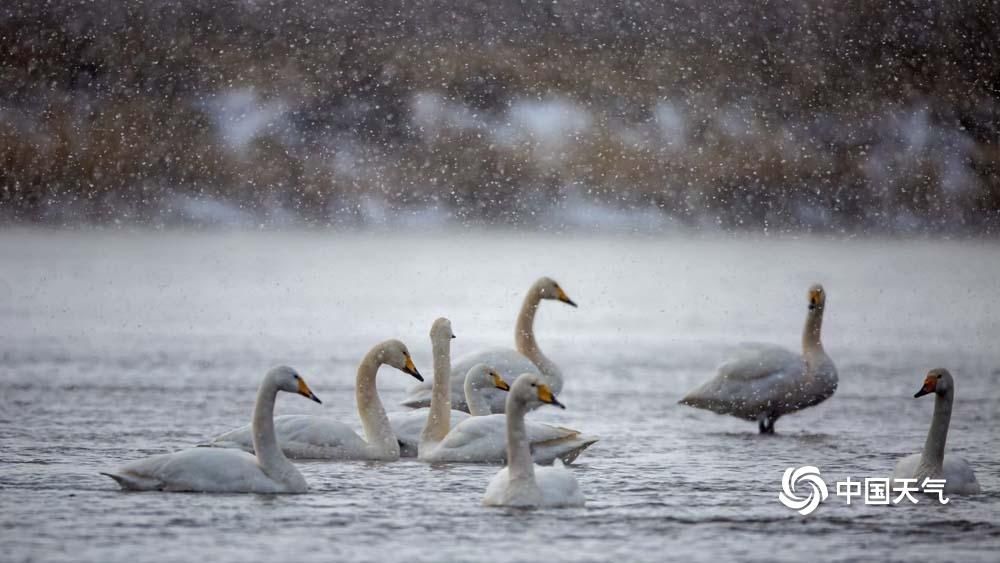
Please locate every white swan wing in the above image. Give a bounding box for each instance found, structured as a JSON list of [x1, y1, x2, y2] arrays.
[[536, 460, 585, 507], [943, 456, 981, 495], [891, 453, 980, 495], [718, 344, 802, 381], [388, 409, 472, 457], [680, 344, 805, 418], [210, 415, 370, 460], [425, 415, 595, 464], [103, 448, 303, 493], [482, 461, 584, 507], [427, 415, 509, 463]]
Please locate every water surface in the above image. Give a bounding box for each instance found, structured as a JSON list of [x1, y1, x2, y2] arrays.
[[1, 230, 998, 562]]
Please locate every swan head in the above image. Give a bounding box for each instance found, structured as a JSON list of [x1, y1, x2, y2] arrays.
[[807, 284, 826, 311], [535, 277, 577, 307], [465, 364, 510, 392], [430, 317, 456, 342], [268, 365, 322, 404], [376, 339, 423, 382], [915, 368, 953, 398], [510, 372, 564, 410]]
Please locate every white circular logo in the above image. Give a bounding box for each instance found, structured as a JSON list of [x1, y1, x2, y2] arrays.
[[778, 466, 829, 516]]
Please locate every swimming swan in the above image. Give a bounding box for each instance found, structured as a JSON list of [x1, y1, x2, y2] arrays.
[[417, 318, 596, 464], [388, 363, 506, 457], [679, 284, 837, 433], [208, 340, 422, 461], [401, 277, 576, 413], [483, 373, 585, 508], [102, 366, 321, 493], [892, 368, 981, 495]]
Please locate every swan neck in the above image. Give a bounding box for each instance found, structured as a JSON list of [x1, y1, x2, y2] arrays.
[[465, 379, 492, 416], [356, 348, 399, 458], [505, 396, 536, 483], [251, 375, 291, 473], [515, 287, 560, 388], [421, 335, 452, 447], [921, 389, 952, 469], [802, 307, 825, 355]]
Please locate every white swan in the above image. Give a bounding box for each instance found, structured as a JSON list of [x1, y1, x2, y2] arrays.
[[417, 318, 596, 464], [401, 277, 576, 413], [679, 284, 838, 433], [389, 363, 507, 457], [102, 366, 321, 493], [892, 368, 981, 495], [208, 340, 422, 460], [483, 373, 585, 508]]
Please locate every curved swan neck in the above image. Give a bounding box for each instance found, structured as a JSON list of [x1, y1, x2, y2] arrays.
[[802, 307, 825, 357], [421, 334, 452, 447], [515, 285, 560, 385], [356, 346, 399, 457], [251, 375, 293, 474], [802, 307, 824, 350], [465, 378, 492, 416], [921, 388, 953, 469], [505, 396, 536, 483]]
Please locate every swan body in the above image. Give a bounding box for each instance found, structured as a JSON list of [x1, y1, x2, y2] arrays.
[[401, 277, 576, 413], [390, 363, 500, 457], [103, 366, 321, 493], [208, 340, 423, 461], [679, 284, 838, 433], [416, 319, 596, 464], [482, 374, 585, 508], [892, 369, 981, 495]]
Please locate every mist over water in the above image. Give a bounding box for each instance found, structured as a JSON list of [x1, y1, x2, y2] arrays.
[[1, 230, 997, 562]]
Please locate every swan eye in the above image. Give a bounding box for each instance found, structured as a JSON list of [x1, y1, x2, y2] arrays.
[[293, 374, 300, 380]]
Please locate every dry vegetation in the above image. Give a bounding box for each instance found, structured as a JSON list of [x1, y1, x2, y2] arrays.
[[1, 0, 998, 232]]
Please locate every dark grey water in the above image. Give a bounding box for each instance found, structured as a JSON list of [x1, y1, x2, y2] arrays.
[[1, 230, 998, 563]]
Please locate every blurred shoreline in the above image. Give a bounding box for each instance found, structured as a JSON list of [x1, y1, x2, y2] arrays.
[[2, 1, 998, 234]]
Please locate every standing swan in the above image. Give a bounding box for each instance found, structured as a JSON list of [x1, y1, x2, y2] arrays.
[[102, 366, 321, 493], [679, 284, 837, 433], [389, 363, 509, 457], [483, 373, 585, 508], [401, 277, 577, 413], [418, 318, 596, 464], [892, 369, 981, 495], [208, 340, 422, 461]]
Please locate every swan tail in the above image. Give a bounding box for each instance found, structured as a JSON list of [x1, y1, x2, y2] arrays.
[[677, 390, 736, 415], [532, 433, 598, 465], [100, 471, 162, 491]]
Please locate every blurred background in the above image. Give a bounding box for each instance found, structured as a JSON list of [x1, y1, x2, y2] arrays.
[[1, 0, 998, 234]]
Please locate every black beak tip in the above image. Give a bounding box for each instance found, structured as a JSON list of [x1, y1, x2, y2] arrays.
[[410, 369, 424, 382], [451, 334, 456, 339], [564, 298, 578, 308], [311, 394, 323, 404]]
